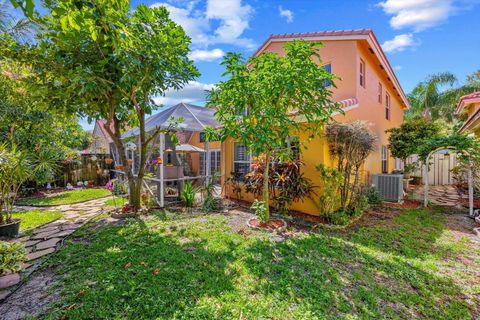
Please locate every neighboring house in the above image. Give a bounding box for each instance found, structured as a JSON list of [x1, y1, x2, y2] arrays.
[[82, 120, 115, 156], [221, 29, 410, 215], [455, 92, 480, 136]]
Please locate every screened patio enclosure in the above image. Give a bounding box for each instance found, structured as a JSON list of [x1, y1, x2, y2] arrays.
[[120, 102, 221, 207]]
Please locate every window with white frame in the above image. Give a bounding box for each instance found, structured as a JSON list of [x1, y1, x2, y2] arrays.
[[381, 145, 389, 174], [233, 143, 251, 180]]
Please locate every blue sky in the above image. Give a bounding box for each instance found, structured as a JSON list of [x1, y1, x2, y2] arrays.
[[73, 0, 480, 129]]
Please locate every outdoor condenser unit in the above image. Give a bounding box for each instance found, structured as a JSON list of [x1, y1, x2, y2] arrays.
[[372, 174, 403, 202]]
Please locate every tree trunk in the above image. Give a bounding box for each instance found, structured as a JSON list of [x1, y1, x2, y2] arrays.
[[262, 150, 271, 221]]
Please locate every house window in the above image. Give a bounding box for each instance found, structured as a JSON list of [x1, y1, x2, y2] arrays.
[[323, 63, 332, 88], [233, 143, 251, 181], [200, 150, 221, 177], [359, 59, 366, 88], [285, 136, 300, 160], [381, 146, 389, 174], [378, 83, 382, 103], [385, 92, 390, 120], [199, 132, 205, 143]]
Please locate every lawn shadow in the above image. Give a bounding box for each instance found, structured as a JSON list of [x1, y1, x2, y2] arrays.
[[344, 207, 450, 260], [242, 232, 474, 319], [45, 217, 240, 319]]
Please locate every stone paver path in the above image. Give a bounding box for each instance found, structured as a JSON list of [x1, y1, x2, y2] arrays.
[[411, 185, 463, 207], [0, 197, 108, 304]]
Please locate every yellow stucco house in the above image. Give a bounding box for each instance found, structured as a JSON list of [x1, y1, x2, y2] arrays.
[[219, 29, 410, 215], [455, 92, 480, 136]]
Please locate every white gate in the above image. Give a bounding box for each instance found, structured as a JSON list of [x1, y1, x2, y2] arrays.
[[407, 150, 458, 185]]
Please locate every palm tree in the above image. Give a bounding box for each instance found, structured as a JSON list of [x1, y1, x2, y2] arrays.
[[406, 72, 457, 121], [0, 0, 33, 41], [407, 71, 480, 123]]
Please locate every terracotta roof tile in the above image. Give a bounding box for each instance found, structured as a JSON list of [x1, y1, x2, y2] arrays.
[[455, 91, 480, 114]]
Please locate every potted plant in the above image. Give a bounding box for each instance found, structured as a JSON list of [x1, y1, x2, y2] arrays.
[[127, 159, 133, 165], [115, 164, 124, 171], [0, 145, 58, 237], [105, 158, 113, 164], [0, 242, 26, 289], [0, 145, 30, 237]]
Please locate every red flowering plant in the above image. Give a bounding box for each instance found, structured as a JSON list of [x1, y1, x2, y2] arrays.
[[245, 155, 316, 215]]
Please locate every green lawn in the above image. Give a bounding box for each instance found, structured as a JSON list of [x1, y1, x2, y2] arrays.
[[104, 196, 128, 207], [17, 188, 110, 206], [44, 208, 479, 319], [12, 210, 62, 231]]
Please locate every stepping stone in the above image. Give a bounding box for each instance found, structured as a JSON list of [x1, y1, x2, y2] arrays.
[[25, 240, 40, 247], [61, 223, 81, 231], [27, 248, 55, 261], [0, 273, 20, 289], [49, 220, 68, 226], [33, 226, 59, 234], [36, 238, 62, 250], [11, 236, 30, 243], [31, 230, 58, 240], [47, 230, 75, 239]]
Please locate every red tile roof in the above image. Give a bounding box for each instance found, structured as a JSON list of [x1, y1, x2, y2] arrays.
[[455, 91, 480, 114], [252, 29, 372, 57]]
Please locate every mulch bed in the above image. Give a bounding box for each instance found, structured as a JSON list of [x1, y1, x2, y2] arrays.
[[247, 218, 287, 230], [382, 199, 422, 209], [461, 198, 480, 209], [287, 210, 329, 224]]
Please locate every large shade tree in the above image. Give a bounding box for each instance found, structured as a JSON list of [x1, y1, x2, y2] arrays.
[[207, 41, 340, 221], [5, 0, 199, 209]]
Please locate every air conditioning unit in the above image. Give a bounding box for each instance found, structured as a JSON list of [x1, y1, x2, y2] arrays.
[[372, 174, 403, 202]]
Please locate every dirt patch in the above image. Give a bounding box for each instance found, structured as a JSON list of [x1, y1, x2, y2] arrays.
[[287, 210, 329, 224], [0, 268, 60, 320]]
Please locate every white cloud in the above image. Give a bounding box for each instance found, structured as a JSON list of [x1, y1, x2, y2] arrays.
[[393, 65, 403, 71], [381, 33, 418, 53], [151, 0, 255, 49], [188, 48, 225, 61], [378, 0, 464, 31], [153, 81, 215, 106], [278, 6, 294, 23]]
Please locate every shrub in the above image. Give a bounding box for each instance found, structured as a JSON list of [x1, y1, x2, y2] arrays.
[[202, 172, 219, 213], [245, 157, 315, 215], [251, 199, 268, 223], [0, 242, 26, 275], [366, 187, 383, 205], [326, 121, 377, 212], [314, 164, 342, 221]]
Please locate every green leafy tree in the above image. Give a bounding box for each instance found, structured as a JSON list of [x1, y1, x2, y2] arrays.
[[386, 118, 444, 164], [0, 62, 88, 185], [207, 40, 340, 221], [6, 0, 199, 209]]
